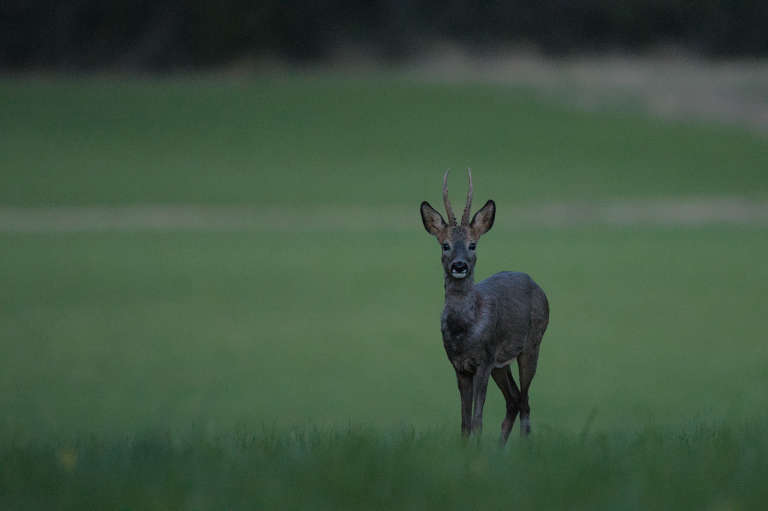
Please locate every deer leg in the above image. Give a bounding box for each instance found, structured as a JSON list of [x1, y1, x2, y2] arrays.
[[492, 366, 521, 444], [470, 367, 492, 435], [455, 371, 473, 437], [517, 348, 540, 437]]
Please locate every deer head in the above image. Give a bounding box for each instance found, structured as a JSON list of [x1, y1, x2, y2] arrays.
[[420, 169, 496, 280]]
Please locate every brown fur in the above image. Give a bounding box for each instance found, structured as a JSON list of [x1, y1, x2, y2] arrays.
[[420, 171, 549, 442]]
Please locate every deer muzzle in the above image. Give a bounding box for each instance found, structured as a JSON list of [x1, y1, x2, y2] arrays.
[[450, 261, 469, 279]]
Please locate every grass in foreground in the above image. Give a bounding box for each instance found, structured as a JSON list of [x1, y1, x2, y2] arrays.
[[2, 421, 767, 510]]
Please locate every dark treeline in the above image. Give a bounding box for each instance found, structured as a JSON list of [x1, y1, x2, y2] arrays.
[[2, 0, 768, 71]]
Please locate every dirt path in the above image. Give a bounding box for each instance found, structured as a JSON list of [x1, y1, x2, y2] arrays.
[[1, 198, 767, 232]]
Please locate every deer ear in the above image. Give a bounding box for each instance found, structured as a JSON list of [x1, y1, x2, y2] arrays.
[[420, 201, 447, 236], [470, 200, 495, 237]]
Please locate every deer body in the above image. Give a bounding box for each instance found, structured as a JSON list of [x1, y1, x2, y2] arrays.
[[443, 271, 546, 372], [421, 170, 549, 442]]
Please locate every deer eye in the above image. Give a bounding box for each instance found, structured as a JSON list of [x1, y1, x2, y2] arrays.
[[469, 242, 476, 251], [442, 243, 450, 251]]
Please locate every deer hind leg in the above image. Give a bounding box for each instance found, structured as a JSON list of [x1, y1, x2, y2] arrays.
[[517, 346, 540, 436], [492, 366, 521, 444]]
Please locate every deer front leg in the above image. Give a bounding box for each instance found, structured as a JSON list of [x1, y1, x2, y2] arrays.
[[470, 367, 492, 435], [455, 371, 473, 437]]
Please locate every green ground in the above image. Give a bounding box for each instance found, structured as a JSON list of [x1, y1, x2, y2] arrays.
[[1, 75, 767, 509]]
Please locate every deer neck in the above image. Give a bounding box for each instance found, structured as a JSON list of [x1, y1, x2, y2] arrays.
[[444, 274, 476, 311]]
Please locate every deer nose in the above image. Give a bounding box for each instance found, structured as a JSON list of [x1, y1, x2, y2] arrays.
[[450, 261, 468, 273]]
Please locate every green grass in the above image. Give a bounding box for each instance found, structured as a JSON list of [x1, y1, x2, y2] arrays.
[[1, 75, 767, 207], [3, 423, 768, 510], [1, 74, 767, 508], [2, 227, 767, 437]]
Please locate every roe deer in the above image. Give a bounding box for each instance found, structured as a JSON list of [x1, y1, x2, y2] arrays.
[[420, 169, 549, 442]]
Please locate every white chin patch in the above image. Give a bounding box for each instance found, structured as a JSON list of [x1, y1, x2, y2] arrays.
[[451, 271, 468, 279]]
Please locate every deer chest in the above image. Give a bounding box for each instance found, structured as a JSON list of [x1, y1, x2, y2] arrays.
[[441, 317, 486, 372]]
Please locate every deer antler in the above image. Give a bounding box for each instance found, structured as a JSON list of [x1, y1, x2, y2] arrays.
[[461, 168, 473, 226], [443, 170, 457, 226]]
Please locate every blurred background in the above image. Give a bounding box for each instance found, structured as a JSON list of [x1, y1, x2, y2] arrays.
[[3, 1, 768, 68], [1, 1, 767, 441]]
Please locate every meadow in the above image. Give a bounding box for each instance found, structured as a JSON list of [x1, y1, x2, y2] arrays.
[[1, 74, 767, 509]]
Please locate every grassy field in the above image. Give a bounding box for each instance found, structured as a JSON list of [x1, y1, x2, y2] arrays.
[[4, 423, 768, 510], [1, 74, 767, 509]]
